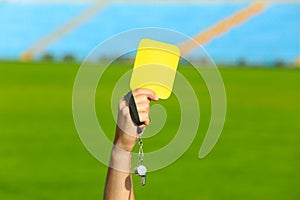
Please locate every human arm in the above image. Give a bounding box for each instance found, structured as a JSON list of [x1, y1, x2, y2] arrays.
[[104, 88, 159, 200]]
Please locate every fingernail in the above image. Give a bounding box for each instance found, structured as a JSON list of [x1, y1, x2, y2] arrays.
[[155, 95, 159, 101]]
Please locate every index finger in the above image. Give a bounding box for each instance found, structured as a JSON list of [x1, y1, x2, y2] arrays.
[[132, 88, 159, 101]]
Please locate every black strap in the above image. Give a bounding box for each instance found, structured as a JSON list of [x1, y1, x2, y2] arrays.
[[129, 94, 145, 126]]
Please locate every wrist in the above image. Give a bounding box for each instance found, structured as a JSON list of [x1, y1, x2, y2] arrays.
[[114, 126, 137, 152], [109, 145, 132, 173]]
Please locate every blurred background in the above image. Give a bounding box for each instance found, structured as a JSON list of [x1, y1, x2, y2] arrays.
[[1, 0, 299, 66], [0, 0, 299, 199]]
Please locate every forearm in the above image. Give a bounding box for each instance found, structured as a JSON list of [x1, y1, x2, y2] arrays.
[[104, 89, 158, 199], [104, 167, 134, 200], [104, 136, 135, 200]]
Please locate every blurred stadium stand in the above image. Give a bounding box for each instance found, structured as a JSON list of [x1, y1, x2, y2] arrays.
[[0, 2, 299, 65], [0, 3, 89, 60]]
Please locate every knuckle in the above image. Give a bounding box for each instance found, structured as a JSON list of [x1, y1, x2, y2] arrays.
[[139, 112, 149, 121], [118, 99, 123, 106], [118, 99, 126, 109], [133, 88, 142, 95], [137, 103, 150, 113], [120, 107, 128, 116]]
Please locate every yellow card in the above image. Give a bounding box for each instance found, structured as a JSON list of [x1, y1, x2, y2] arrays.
[[130, 39, 180, 99]]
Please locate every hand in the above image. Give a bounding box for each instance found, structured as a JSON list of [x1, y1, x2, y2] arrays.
[[114, 88, 159, 152]]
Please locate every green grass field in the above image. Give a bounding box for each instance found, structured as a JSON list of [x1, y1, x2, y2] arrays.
[[0, 61, 299, 199]]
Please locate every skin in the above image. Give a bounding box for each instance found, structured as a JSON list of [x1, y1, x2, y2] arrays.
[[104, 88, 159, 200]]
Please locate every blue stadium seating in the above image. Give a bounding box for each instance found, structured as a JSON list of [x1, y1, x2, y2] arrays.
[[0, 2, 299, 64], [0, 3, 89, 60], [206, 3, 300, 64], [47, 3, 248, 60]]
